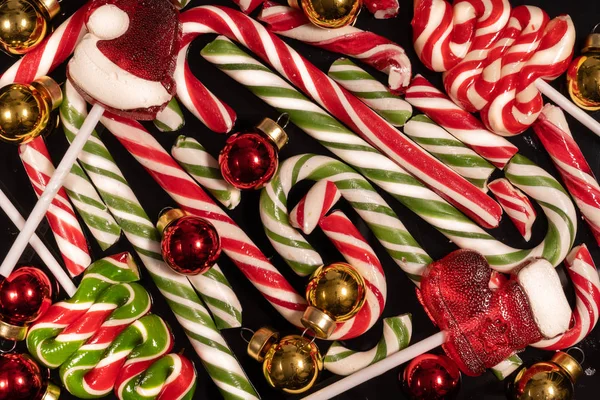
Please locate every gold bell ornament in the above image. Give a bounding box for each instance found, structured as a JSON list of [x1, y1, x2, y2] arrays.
[[301, 262, 367, 339], [289, 0, 362, 29], [0, 0, 60, 55], [510, 351, 583, 400], [567, 23, 600, 111], [247, 327, 323, 394], [0, 75, 62, 144]]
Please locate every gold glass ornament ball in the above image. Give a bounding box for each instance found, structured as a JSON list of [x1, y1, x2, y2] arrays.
[[567, 55, 600, 111], [301, 0, 362, 29], [0, 0, 58, 55], [263, 335, 323, 394]]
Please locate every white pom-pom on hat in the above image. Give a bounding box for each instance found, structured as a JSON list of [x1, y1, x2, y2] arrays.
[[87, 5, 130, 40]]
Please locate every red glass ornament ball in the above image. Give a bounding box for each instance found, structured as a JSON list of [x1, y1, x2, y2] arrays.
[[0, 353, 47, 400], [161, 216, 221, 275], [219, 131, 279, 190], [402, 354, 461, 400], [0, 266, 52, 326]]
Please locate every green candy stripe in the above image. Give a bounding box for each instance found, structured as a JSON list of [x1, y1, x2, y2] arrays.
[[171, 135, 241, 210], [154, 98, 185, 132], [61, 82, 257, 400], [491, 354, 524, 380]]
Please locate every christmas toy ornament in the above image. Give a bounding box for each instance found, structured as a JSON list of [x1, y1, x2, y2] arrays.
[[0, 76, 61, 144], [567, 24, 600, 111], [0, 0, 59, 55], [0, 266, 52, 341], [157, 208, 221, 276], [302, 262, 367, 339], [247, 327, 323, 394], [219, 117, 288, 190], [292, 0, 362, 29], [510, 352, 582, 400], [0, 353, 59, 400], [402, 353, 461, 400]]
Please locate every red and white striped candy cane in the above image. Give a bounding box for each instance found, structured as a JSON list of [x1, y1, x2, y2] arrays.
[[488, 178, 536, 242], [232, 0, 263, 14], [532, 244, 600, 350], [179, 5, 502, 229], [364, 0, 400, 19], [533, 105, 600, 246], [289, 180, 341, 234], [405, 75, 518, 169], [258, 1, 411, 93], [18, 137, 91, 276]]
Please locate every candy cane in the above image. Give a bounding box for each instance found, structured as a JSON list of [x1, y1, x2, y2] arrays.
[[258, 2, 411, 93], [324, 314, 412, 376], [60, 83, 255, 399], [202, 36, 577, 272], [488, 178, 537, 241], [232, 0, 263, 14], [364, 0, 400, 19], [533, 105, 600, 246], [171, 135, 241, 210], [181, 5, 502, 230], [289, 180, 341, 235], [18, 137, 91, 276], [154, 98, 185, 132]]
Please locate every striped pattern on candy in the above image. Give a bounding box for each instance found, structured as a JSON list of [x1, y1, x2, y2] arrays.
[[532, 244, 600, 350], [18, 137, 91, 276], [405, 75, 518, 169], [324, 314, 412, 376], [289, 180, 341, 235], [258, 2, 411, 92], [171, 135, 241, 210], [491, 354, 523, 380], [232, 0, 263, 13], [154, 98, 185, 132], [488, 178, 536, 241], [364, 0, 399, 19], [61, 89, 256, 399], [533, 105, 600, 246], [328, 58, 412, 127], [182, 7, 503, 230], [201, 37, 577, 273]]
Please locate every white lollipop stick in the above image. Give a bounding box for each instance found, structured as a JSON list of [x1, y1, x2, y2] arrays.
[[535, 80, 600, 137], [303, 331, 448, 400], [0, 187, 76, 296], [0, 104, 105, 279]]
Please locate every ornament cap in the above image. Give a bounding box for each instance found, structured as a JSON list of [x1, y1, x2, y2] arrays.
[[31, 76, 62, 111], [42, 381, 61, 400], [583, 33, 600, 53], [156, 208, 188, 234], [248, 327, 280, 363], [256, 118, 288, 150], [551, 352, 583, 383], [0, 319, 27, 341], [300, 0, 362, 29], [39, 0, 60, 19], [301, 306, 336, 339]]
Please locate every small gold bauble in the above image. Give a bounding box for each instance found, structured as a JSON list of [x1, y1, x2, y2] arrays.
[[567, 55, 600, 111], [300, 0, 362, 29], [0, 76, 61, 144], [0, 0, 59, 55], [263, 335, 323, 394]]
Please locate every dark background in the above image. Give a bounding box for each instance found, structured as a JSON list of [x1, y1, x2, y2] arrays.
[[1, 0, 599, 399]]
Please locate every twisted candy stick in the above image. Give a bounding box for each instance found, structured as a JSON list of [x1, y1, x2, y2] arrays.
[[154, 99, 185, 132], [364, 0, 400, 19], [18, 137, 91, 276], [181, 5, 502, 230], [171, 135, 241, 210], [405, 75, 518, 169], [289, 180, 341, 235], [324, 314, 412, 376], [488, 178, 537, 242], [60, 85, 255, 399], [202, 36, 577, 272], [258, 1, 411, 93], [532, 244, 600, 350], [232, 0, 263, 14], [533, 105, 600, 246]]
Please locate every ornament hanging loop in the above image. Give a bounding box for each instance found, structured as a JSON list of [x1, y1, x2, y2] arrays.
[[0, 339, 16, 353], [276, 113, 290, 130], [240, 327, 255, 344], [566, 346, 585, 365], [300, 328, 317, 347]]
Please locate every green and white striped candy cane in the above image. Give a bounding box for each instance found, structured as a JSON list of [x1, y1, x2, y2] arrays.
[[171, 135, 241, 210], [154, 98, 185, 132], [324, 314, 412, 376], [60, 82, 257, 400], [202, 37, 577, 272], [328, 58, 494, 191]]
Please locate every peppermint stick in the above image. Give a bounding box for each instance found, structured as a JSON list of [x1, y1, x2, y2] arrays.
[[171, 135, 241, 210], [154, 98, 185, 132], [324, 314, 412, 376], [489, 178, 537, 241], [180, 5, 502, 230], [201, 36, 577, 272], [60, 84, 255, 399]]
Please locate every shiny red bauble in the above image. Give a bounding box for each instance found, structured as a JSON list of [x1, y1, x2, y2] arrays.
[[402, 354, 461, 399], [219, 131, 279, 190], [0, 353, 49, 400], [161, 215, 221, 275], [0, 267, 52, 327]]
